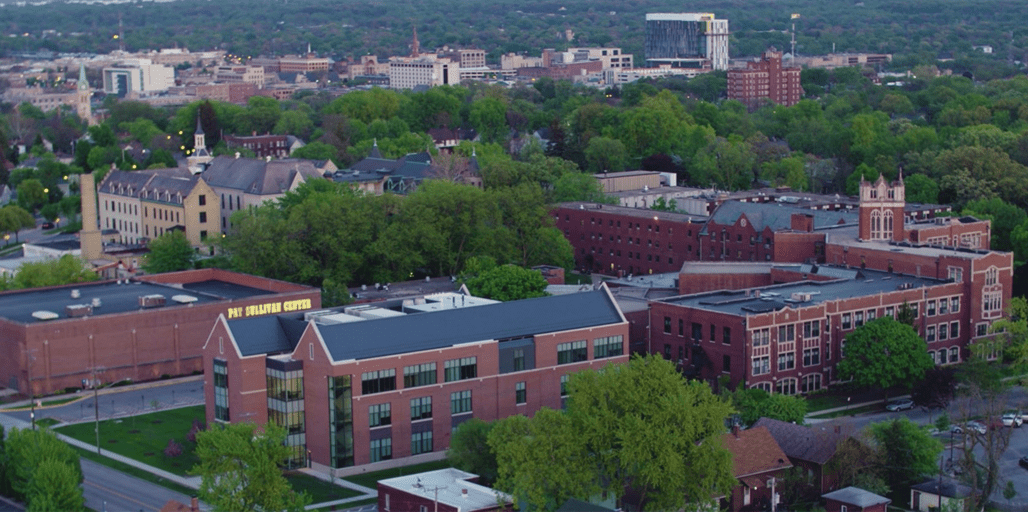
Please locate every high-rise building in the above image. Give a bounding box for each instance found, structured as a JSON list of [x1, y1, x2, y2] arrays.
[[727, 48, 803, 109], [644, 13, 729, 71]]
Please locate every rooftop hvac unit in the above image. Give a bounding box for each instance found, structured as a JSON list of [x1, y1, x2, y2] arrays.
[[66, 304, 93, 318], [32, 311, 59, 321], [171, 295, 198, 304], [790, 292, 812, 302], [91, 298, 102, 308], [138, 294, 166, 308]]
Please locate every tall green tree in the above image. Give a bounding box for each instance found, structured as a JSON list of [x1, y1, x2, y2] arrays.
[[2, 427, 82, 505], [730, 387, 808, 426], [16, 179, 47, 212], [143, 231, 197, 274], [4, 255, 98, 291], [0, 205, 36, 242], [837, 317, 935, 399], [869, 418, 943, 505], [447, 418, 498, 485], [192, 422, 310, 512], [464, 264, 548, 301], [24, 459, 85, 512]]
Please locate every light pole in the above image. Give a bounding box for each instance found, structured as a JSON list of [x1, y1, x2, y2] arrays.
[[89, 366, 104, 454], [24, 348, 38, 430]]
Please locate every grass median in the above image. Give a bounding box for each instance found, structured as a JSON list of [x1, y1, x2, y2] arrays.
[[57, 405, 205, 477]]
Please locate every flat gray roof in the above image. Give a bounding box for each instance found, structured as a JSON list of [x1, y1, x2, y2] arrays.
[[557, 202, 707, 223], [659, 265, 944, 316], [0, 278, 272, 325], [826, 225, 1002, 260], [230, 289, 625, 361]]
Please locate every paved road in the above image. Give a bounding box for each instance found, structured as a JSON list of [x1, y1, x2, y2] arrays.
[[3, 379, 204, 425], [81, 458, 198, 512]]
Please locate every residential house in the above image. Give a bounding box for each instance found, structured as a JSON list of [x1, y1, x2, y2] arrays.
[[720, 426, 792, 511], [823, 487, 890, 512], [752, 417, 846, 494]]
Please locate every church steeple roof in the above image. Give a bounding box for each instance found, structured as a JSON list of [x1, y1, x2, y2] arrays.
[[195, 116, 205, 135], [77, 63, 89, 91]]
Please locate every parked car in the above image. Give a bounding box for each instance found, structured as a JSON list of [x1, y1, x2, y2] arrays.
[[1020, 456, 1028, 470], [952, 421, 987, 435], [885, 398, 915, 412], [40, 222, 54, 229], [1002, 411, 1024, 428]]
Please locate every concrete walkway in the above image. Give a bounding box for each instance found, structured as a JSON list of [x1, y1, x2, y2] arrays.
[[0, 374, 204, 412], [58, 432, 203, 489], [296, 467, 377, 510]]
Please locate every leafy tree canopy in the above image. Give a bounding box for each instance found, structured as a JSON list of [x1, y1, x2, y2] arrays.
[[144, 231, 197, 274], [837, 316, 935, 398]]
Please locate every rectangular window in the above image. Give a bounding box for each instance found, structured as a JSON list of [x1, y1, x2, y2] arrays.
[[927, 300, 936, 316], [199, 211, 207, 223], [361, 369, 396, 395], [753, 329, 770, 346], [886, 306, 895, 318], [866, 310, 876, 321], [778, 325, 795, 342], [939, 299, 948, 315], [927, 325, 936, 342], [198, 194, 206, 206], [403, 363, 436, 388], [663, 316, 672, 334], [723, 327, 732, 345], [513, 349, 525, 372], [977, 323, 989, 337], [802, 321, 820, 339], [854, 312, 864, 327], [411, 431, 433, 455], [450, 390, 472, 415], [444, 357, 477, 382], [752, 356, 770, 375], [951, 321, 960, 338], [369, 438, 392, 463], [594, 335, 623, 359], [515, 381, 526, 404], [939, 323, 949, 340], [778, 352, 795, 371], [842, 313, 851, 330], [557, 341, 588, 364], [692, 322, 703, 341], [369, 403, 391, 427], [560, 374, 570, 397], [722, 355, 731, 373], [951, 297, 960, 313], [678, 319, 684, 336], [803, 348, 820, 367], [410, 397, 432, 421], [213, 359, 229, 421], [710, 324, 716, 342]]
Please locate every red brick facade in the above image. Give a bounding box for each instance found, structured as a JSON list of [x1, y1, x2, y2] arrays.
[[727, 48, 802, 109]]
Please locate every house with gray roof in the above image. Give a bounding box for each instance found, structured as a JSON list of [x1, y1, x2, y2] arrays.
[[823, 486, 890, 512], [200, 155, 324, 232]]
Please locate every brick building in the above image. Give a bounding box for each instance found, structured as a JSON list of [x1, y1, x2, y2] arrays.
[[202, 288, 629, 472], [720, 426, 792, 512], [377, 468, 512, 512], [98, 168, 220, 247], [1, 269, 319, 396], [555, 174, 1012, 394], [727, 48, 802, 109]]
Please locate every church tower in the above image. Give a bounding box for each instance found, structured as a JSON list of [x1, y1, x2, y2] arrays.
[[187, 116, 213, 173], [76, 63, 92, 125], [858, 172, 906, 242]]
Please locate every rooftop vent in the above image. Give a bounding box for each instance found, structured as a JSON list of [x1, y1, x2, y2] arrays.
[[172, 295, 198, 304], [70, 289, 80, 299], [32, 311, 59, 321], [66, 304, 93, 318], [91, 298, 102, 308], [138, 294, 166, 308], [790, 292, 812, 302]]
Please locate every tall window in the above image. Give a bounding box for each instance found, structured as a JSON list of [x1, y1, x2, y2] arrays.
[[557, 341, 588, 364], [985, 267, 998, 285], [369, 438, 392, 463], [663, 316, 671, 334], [410, 397, 432, 421], [411, 431, 433, 455], [801, 374, 822, 393], [951, 297, 960, 313], [594, 336, 623, 359], [692, 322, 703, 341], [515, 382, 526, 405], [753, 329, 770, 347], [328, 376, 354, 468], [560, 374, 570, 397], [723, 327, 732, 345], [369, 403, 391, 427], [361, 369, 396, 395], [444, 358, 477, 382], [752, 356, 770, 376], [803, 348, 820, 367], [778, 325, 795, 342], [842, 313, 851, 330], [450, 390, 472, 415], [403, 363, 436, 388], [513, 349, 525, 371], [802, 321, 820, 339], [776, 378, 797, 396], [777, 351, 795, 371], [213, 359, 229, 421]]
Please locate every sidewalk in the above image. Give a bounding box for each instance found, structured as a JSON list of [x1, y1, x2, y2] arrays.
[[0, 375, 203, 411], [56, 432, 202, 489], [805, 396, 893, 421], [296, 467, 377, 510]]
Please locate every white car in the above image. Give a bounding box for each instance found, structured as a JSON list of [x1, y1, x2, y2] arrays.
[[1002, 411, 1024, 428], [952, 421, 987, 435], [885, 398, 914, 412]]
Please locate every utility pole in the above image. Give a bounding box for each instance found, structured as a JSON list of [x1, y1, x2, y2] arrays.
[[24, 348, 38, 430], [88, 366, 105, 454]]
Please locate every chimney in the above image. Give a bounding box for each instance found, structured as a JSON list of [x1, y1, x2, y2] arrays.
[[462, 489, 468, 498], [732, 424, 740, 438], [190, 497, 199, 512]]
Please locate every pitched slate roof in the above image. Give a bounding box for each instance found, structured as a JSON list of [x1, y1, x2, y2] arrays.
[[721, 426, 792, 478], [702, 201, 857, 234], [751, 417, 843, 465], [99, 168, 199, 203], [201, 156, 322, 195], [822, 487, 891, 507], [229, 289, 624, 361], [910, 479, 971, 499]]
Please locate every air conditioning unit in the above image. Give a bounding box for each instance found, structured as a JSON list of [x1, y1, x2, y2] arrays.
[[138, 294, 166, 308], [66, 304, 93, 317]]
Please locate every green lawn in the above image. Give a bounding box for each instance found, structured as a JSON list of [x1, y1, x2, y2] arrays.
[[341, 459, 452, 490], [71, 445, 197, 497], [36, 418, 61, 428], [57, 405, 205, 477], [565, 272, 594, 285], [284, 472, 363, 503]]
